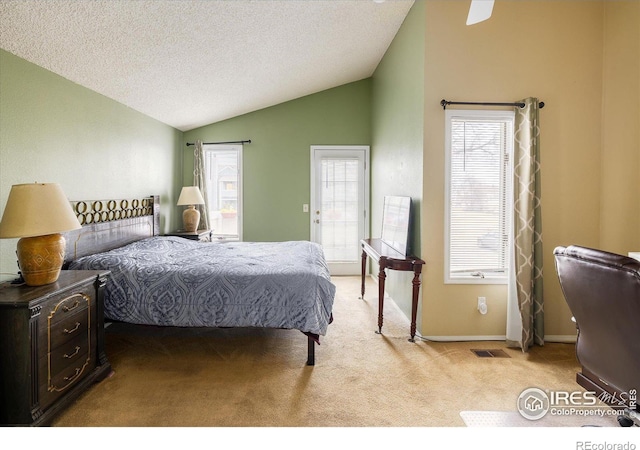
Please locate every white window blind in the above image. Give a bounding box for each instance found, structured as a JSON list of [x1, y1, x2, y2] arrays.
[[445, 110, 514, 284]]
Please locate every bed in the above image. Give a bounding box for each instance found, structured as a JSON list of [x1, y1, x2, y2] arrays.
[[63, 195, 335, 365]]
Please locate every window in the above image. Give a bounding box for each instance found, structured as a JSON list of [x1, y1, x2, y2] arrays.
[[203, 144, 242, 241], [444, 110, 514, 284]]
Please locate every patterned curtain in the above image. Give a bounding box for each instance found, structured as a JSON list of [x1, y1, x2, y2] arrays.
[[506, 98, 544, 350], [193, 140, 210, 230]]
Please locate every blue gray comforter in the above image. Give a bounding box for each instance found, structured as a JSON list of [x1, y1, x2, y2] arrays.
[[68, 236, 336, 338]]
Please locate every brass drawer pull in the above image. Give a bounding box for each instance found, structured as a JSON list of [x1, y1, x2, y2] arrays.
[[64, 346, 81, 359], [63, 367, 82, 383], [63, 322, 81, 334], [62, 300, 80, 312]]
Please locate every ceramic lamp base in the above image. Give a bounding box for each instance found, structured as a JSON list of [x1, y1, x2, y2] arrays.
[[183, 205, 200, 233], [17, 233, 66, 286]]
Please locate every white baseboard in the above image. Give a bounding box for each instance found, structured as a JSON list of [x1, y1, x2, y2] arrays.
[[418, 334, 577, 344], [418, 335, 506, 342], [543, 335, 577, 343], [366, 273, 578, 345]]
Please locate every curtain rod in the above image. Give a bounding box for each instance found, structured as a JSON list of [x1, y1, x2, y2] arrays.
[[440, 99, 545, 110], [186, 139, 251, 146]]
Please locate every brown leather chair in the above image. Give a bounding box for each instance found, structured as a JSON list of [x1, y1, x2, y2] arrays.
[[554, 245, 640, 425]]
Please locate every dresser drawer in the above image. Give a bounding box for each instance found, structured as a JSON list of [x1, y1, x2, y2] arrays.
[[38, 347, 92, 411], [48, 334, 91, 377], [39, 295, 93, 411], [38, 332, 93, 411], [37, 285, 94, 411], [46, 289, 91, 326], [47, 306, 91, 350], [38, 289, 91, 352]]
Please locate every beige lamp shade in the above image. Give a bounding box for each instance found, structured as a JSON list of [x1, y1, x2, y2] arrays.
[[177, 186, 205, 233], [0, 183, 82, 286], [176, 186, 205, 206], [0, 183, 81, 238]]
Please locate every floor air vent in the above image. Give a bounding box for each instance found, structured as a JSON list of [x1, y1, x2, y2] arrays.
[[471, 349, 510, 358]]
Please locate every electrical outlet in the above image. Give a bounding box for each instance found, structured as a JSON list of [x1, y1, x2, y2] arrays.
[[477, 296, 487, 315]]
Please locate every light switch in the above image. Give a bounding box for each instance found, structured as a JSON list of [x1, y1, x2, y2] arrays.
[[303, 204, 309, 213]]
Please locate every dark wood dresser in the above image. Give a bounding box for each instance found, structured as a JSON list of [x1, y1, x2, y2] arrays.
[[0, 270, 112, 426]]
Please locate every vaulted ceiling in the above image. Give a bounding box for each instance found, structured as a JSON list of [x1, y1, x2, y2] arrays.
[[0, 0, 415, 131]]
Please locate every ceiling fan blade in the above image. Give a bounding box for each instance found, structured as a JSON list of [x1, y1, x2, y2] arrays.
[[466, 0, 495, 25]]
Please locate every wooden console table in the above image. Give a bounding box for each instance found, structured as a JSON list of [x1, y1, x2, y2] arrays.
[[360, 238, 425, 342]]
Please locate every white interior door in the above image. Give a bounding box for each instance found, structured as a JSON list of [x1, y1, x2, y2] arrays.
[[310, 146, 369, 275]]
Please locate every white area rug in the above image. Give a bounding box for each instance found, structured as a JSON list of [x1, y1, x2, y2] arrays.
[[460, 410, 619, 427]]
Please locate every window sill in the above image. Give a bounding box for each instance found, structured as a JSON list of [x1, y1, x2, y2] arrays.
[[445, 276, 508, 285]]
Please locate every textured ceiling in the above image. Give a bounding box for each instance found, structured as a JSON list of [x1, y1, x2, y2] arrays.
[[0, 0, 414, 131]]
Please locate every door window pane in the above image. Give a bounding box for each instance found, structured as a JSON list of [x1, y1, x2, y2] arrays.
[[321, 159, 360, 262]]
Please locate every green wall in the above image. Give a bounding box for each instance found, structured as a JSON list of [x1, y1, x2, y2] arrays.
[[182, 1, 425, 328], [0, 7, 424, 330], [370, 0, 425, 327], [0, 49, 182, 281], [182, 79, 372, 242]]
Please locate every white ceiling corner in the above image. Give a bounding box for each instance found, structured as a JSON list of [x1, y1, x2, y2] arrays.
[[0, 0, 414, 131]]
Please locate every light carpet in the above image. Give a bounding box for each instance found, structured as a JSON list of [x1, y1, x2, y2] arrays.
[[50, 276, 616, 428]]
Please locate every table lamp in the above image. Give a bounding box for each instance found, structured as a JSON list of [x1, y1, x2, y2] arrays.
[[177, 186, 205, 233], [0, 183, 82, 286]]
